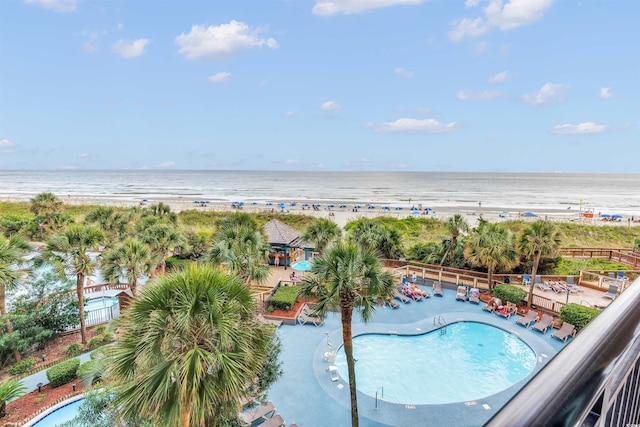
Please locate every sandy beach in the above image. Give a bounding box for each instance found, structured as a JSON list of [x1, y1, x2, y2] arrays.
[[5, 194, 632, 230]]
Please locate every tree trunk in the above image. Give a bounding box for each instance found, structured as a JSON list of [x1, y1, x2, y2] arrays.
[[487, 268, 494, 291], [131, 279, 137, 297], [341, 307, 359, 427], [0, 285, 22, 362], [179, 405, 191, 427], [1, 401, 7, 419], [527, 252, 541, 307], [77, 273, 87, 344], [439, 242, 451, 266]]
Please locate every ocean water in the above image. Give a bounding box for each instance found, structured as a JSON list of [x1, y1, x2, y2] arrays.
[[1, 170, 639, 214]]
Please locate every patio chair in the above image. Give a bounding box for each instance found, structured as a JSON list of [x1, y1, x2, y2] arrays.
[[482, 297, 501, 313], [602, 284, 619, 299], [617, 271, 629, 281], [495, 302, 517, 319], [535, 281, 553, 292], [385, 297, 400, 309], [394, 290, 412, 304], [468, 287, 480, 304], [432, 281, 443, 297], [551, 322, 576, 343], [259, 414, 286, 427], [455, 285, 467, 301], [532, 314, 554, 334], [550, 281, 568, 293], [239, 402, 276, 426], [522, 274, 532, 286], [328, 365, 340, 382], [515, 310, 538, 328], [297, 305, 324, 327]]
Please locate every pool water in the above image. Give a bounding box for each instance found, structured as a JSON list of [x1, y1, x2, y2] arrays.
[[84, 297, 118, 312], [335, 322, 536, 405], [30, 398, 83, 426]]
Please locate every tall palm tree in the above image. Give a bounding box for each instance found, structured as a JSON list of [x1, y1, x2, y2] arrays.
[[208, 213, 270, 284], [0, 379, 26, 419], [142, 202, 178, 225], [464, 223, 518, 291], [101, 239, 158, 297], [139, 223, 184, 276], [440, 214, 469, 266], [301, 218, 341, 254], [0, 235, 32, 361], [299, 243, 394, 427], [29, 192, 63, 217], [42, 225, 104, 344], [85, 206, 129, 243], [518, 220, 560, 307], [347, 219, 403, 259], [107, 265, 273, 427]]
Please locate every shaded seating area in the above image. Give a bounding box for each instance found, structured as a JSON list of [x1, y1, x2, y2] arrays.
[[551, 322, 576, 343], [532, 314, 554, 334], [515, 310, 539, 328]]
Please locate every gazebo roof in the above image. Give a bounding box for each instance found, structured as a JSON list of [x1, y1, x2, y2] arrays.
[[263, 219, 301, 246]]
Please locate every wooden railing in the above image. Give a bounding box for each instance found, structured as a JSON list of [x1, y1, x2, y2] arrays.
[[84, 282, 130, 294], [560, 247, 640, 268]]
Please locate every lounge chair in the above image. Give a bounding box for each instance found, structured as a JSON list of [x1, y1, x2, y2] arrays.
[[602, 284, 619, 299], [550, 281, 568, 293], [515, 310, 538, 328], [402, 286, 424, 301], [259, 414, 286, 427], [617, 271, 629, 281], [455, 285, 467, 301], [297, 305, 324, 326], [385, 297, 400, 309], [551, 322, 576, 343], [495, 302, 516, 319], [411, 284, 430, 298], [522, 274, 532, 286], [535, 281, 553, 292], [239, 401, 276, 426], [532, 314, 554, 334], [468, 287, 480, 304], [432, 281, 443, 297], [394, 291, 412, 304], [328, 365, 340, 382], [482, 297, 501, 313]]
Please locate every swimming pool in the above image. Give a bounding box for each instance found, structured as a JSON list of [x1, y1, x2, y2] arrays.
[[84, 297, 119, 326], [29, 397, 83, 426], [334, 321, 536, 405]]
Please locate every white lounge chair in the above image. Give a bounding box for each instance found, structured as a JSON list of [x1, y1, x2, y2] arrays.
[[602, 284, 619, 299], [328, 365, 340, 382], [535, 281, 553, 292]]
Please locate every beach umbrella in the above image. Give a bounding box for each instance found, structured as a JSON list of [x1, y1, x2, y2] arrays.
[[611, 214, 623, 220], [290, 202, 297, 206], [521, 212, 537, 217], [410, 206, 419, 211], [266, 202, 273, 206], [382, 206, 389, 210], [339, 204, 347, 209], [424, 207, 432, 211], [278, 203, 286, 209], [291, 260, 313, 272], [302, 203, 310, 207], [368, 205, 375, 209], [395, 207, 403, 210], [251, 202, 258, 205], [412, 211, 421, 215], [600, 213, 611, 218], [354, 205, 362, 209], [328, 204, 335, 209]]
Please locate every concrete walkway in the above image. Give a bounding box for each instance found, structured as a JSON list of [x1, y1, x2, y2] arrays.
[[19, 352, 92, 394]]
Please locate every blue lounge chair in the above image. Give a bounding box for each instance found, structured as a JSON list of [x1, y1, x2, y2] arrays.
[[522, 274, 531, 286]]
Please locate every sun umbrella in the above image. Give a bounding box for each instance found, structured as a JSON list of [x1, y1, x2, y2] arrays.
[[521, 212, 537, 217], [302, 203, 310, 207], [412, 211, 421, 215], [600, 213, 611, 218], [266, 202, 273, 206], [354, 205, 362, 209], [368, 205, 375, 209], [611, 214, 623, 220], [395, 207, 403, 210], [291, 260, 313, 272], [339, 204, 347, 209]]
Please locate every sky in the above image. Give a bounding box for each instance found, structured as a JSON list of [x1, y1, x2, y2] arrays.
[[0, 0, 638, 172]]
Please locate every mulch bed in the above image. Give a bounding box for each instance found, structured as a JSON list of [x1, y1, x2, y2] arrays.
[[267, 297, 316, 320], [1, 382, 84, 426]]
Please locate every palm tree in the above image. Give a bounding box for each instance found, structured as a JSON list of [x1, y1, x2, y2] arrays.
[[518, 220, 560, 307], [0, 379, 27, 419], [139, 223, 184, 275], [85, 206, 129, 243], [347, 219, 403, 259], [301, 218, 341, 254], [440, 214, 469, 266], [101, 239, 158, 297], [464, 223, 518, 291], [29, 192, 63, 217], [299, 243, 394, 427], [208, 213, 270, 284], [42, 225, 104, 344], [107, 265, 274, 427], [142, 202, 178, 225], [0, 235, 32, 361]]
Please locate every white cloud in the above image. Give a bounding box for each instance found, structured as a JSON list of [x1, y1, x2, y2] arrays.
[[77, 153, 90, 158], [366, 118, 457, 133], [489, 70, 509, 83], [522, 82, 566, 106], [474, 40, 488, 53], [284, 111, 295, 117], [313, 0, 423, 15], [159, 161, 176, 168], [465, 0, 481, 7], [111, 39, 150, 58], [0, 139, 17, 154], [175, 21, 278, 60], [208, 72, 231, 83], [394, 67, 414, 77], [321, 100, 343, 110], [449, 0, 555, 41], [599, 87, 612, 98], [0, 139, 14, 147], [24, 0, 77, 13], [551, 122, 607, 135], [457, 89, 505, 101]]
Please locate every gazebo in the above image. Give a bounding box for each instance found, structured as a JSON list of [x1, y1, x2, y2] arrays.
[[263, 219, 313, 269]]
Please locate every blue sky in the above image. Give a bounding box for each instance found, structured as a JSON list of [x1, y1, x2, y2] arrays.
[[0, 0, 638, 172]]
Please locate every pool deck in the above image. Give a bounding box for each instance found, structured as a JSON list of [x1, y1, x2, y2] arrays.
[[268, 285, 567, 427]]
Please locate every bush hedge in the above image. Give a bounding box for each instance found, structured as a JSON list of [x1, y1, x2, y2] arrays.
[[65, 343, 84, 357], [493, 284, 527, 305], [46, 358, 80, 387], [77, 360, 100, 385], [9, 358, 35, 376], [268, 286, 299, 312], [94, 325, 107, 335], [559, 303, 601, 332]]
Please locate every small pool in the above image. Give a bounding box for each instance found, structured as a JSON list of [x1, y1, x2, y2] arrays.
[[85, 296, 118, 312], [335, 322, 536, 405], [30, 398, 83, 426]]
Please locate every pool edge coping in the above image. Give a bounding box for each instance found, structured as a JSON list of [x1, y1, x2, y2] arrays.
[[22, 394, 84, 427]]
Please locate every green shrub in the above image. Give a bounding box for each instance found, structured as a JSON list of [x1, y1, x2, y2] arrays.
[[493, 284, 527, 305], [65, 343, 84, 357], [90, 346, 106, 360], [101, 333, 114, 344], [94, 325, 107, 335], [46, 358, 80, 387], [559, 303, 601, 332], [268, 286, 299, 311], [9, 358, 35, 376], [77, 360, 100, 385], [88, 335, 105, 350]]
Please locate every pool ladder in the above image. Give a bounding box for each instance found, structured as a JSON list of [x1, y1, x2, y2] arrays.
[[434, 315, 448, 335]]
